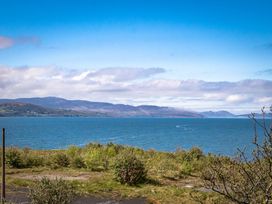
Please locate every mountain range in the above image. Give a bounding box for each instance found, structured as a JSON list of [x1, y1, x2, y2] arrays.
[[0, 97, 246, 118]]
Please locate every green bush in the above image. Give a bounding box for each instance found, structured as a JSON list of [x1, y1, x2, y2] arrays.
[[66, 145, 80, 158], [28, 177, 75, 204], [51, 153, 70, 168], [178, 161, 193, 178], [6, 148, 23, 168], [84, 149, 108, 171], [175, 147, 204, 162], [114, 154, 147, 185], [106, 143, 124, 154], [23, 155, 44, 168], [188, 147, 203, 159], [70, 156, 86, 168], [84, 143, 103, 150]]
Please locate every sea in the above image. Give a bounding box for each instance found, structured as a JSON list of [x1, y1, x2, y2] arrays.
[[0, 117, 268, 156]]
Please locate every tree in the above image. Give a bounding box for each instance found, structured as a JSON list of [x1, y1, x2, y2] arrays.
[[202, 106, 272, 204]]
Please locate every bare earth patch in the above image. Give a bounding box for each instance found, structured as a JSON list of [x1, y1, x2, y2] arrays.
[[12, 172, 92, 181], [6, 185, 147, 204]]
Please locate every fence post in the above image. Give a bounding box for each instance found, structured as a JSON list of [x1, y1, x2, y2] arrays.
[[1, 128, 5, 203]]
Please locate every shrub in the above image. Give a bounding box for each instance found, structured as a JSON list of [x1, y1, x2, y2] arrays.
[[188, 147, 203, 160], [178, 161, 193, 178], [70, 156, 86, 168], [66, 145, 80, 158], [51, 153, 70, 168], [83, 149, 107, 171], [6, 148, 23, 168], [202, 108, 272, 203], [84, 143, 103, 150], [114, 154, 147, 185], [106, 143, 124, 153], [23, 155, 44, 168], [28, 177, 75, 204]]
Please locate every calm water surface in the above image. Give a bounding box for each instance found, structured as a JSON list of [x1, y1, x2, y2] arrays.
[[0, 117, 263, 156]]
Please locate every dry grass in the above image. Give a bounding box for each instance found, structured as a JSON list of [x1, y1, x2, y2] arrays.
[[1, 144, 227, 203]]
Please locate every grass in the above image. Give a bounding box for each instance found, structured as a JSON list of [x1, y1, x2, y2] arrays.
[[1, 143, 228, 203]]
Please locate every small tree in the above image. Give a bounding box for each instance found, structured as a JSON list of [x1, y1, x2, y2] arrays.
[[202, 107, 272, 204]]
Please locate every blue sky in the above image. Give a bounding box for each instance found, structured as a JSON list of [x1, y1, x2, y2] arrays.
[[0, 0, 271, 113]]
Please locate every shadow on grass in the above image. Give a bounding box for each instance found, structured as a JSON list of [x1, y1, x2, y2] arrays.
[[144, 178, 162, 186]]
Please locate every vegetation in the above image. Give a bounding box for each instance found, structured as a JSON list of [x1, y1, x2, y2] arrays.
[[114, 153, 147, 185], [6, 148, 23, 168], [202, 107, 272, 203], [2, 143, 217, 203], [6, 147, 43, 168], [28, 177, 75, 204], [51, 153, 70, 168], [2, 143, 206, 176], [0, 102, 87, 117]]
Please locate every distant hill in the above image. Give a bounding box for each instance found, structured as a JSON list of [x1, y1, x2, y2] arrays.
[[0, 97, 202, 118], [2, 97, 258, 118], [0, 102, 104, 117], [200, 111, 236, 118]]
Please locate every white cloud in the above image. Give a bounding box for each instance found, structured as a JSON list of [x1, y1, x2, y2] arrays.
[[72, 71, 91, 81], [257, 97, 272, 104], [226, 94, 252, 103], [87, 67, 165, 82], [0, 65, 271, 113]]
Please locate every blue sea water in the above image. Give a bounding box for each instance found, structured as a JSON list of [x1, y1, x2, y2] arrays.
[[0, 117, 267, 156]]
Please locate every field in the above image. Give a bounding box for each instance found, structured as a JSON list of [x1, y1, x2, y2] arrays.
[[1, 143, 228, 203]]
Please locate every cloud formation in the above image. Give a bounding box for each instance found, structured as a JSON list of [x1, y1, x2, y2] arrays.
[[87, 67, 165, 82], [0, 65, 271, 113], [0, 35, 40, 49]]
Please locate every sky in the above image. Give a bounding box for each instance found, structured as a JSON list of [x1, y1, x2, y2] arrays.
[[0, 0, 272, 113]]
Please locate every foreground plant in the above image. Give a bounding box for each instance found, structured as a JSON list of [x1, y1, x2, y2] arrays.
[[202, 107, 272, 204], [28, 177, 75, 204], [114, 153, 147, 185]]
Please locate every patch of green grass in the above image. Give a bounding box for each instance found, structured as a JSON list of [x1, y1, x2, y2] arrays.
[[3, 144, 227, 203]]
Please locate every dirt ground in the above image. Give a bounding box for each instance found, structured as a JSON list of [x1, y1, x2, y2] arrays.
[[6, 186, 147, 204]]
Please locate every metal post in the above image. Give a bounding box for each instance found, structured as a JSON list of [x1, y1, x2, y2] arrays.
[[1, 128, 5, 203]]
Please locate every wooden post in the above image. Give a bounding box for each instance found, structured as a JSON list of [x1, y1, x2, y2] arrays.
[[1, 128, 5, 203]]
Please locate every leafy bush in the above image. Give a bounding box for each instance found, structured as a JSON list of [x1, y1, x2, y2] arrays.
[[84, 143, 103, 150], [188, 147, 203, 160], [114, 154, 147, 185], [23, 155, 44, 168], [66, 145, 80, 158], [106, 142, 124, 154], [84, 149, 107, 171], [51, 153, 70, 168], [178, 161, 193, 177], [28, 177, 75, 204], [6, 148, 23, 168], [177, 147, 203, 162], [70, 156, 86, 168]]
